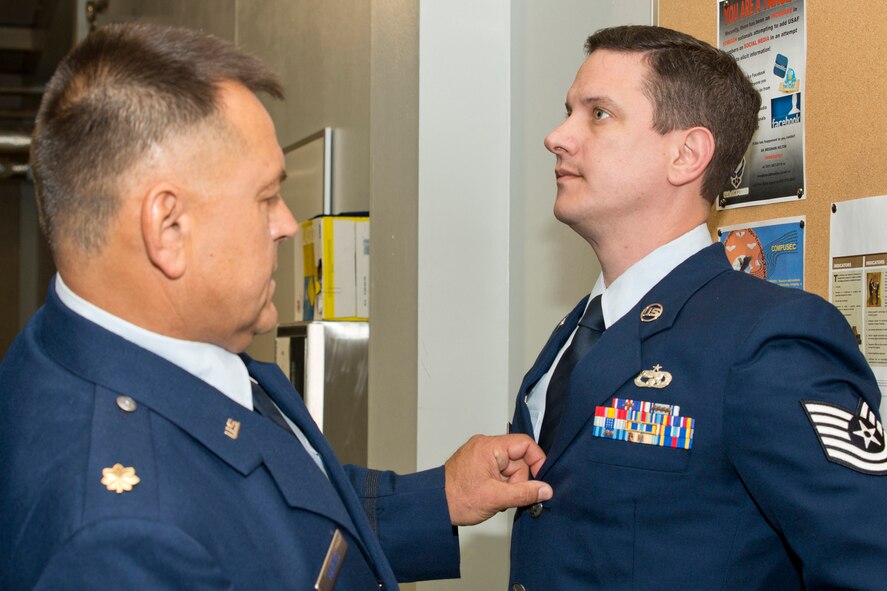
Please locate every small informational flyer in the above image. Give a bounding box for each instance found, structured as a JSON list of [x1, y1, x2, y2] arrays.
[[717, 0, 806, 209], [830, 195, 887, 415], [718, 216, 805, 289]]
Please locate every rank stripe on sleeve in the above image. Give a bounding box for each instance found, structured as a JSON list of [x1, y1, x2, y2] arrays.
[[802, 399, 887, 475]]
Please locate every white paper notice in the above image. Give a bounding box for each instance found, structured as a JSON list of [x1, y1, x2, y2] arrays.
[[830, 195, 887, 416]]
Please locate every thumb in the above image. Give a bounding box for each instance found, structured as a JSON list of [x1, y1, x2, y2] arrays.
[[493, 480, 553, 510]]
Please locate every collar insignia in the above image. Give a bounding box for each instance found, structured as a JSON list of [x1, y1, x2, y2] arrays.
[[640, 304, 663, 322], [225, 418, 241, 440]]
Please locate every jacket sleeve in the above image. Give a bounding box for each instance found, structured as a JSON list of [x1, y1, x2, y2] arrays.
[[34, 518, 234, 590], [723, 295, 887, 589], [344, 464, 460, 582]]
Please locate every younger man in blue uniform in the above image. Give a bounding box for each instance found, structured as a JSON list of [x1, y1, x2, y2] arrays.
[[508, 25, 887, 590]]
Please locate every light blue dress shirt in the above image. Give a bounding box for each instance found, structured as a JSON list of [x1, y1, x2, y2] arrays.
[[55, 274, 327, 475], [527, 224, 713, 439]]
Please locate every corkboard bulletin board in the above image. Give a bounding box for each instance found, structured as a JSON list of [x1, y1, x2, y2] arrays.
[[659, 0, 887, 299]]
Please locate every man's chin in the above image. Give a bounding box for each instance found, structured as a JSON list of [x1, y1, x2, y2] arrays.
[[553, 202, 577, 225], [553, 193, 594, 227], [253, 303, 279, 337]]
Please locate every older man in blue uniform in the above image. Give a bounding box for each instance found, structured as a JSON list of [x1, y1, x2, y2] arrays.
[[0, 23, 552, 590], [508, 25, 887, 590]]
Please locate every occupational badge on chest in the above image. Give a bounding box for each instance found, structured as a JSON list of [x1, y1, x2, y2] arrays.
[[634, 364, 673, 389]]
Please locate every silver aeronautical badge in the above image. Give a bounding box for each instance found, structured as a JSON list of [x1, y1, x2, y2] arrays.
[[802, 398, 887, 475], [730, 157, 746, 189], [634, 364, 673, 389], [640, 304, 663, 322]]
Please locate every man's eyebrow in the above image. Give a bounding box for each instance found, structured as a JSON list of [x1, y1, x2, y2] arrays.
[[258, 169, 287, 194], [579, 95, 619, 110], [565, 93, 620, 112]]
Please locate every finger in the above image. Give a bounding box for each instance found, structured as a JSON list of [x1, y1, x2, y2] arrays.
[[492, 436, 547, 480], [503, 436, 547, 477], [502, 435, 547, 468], [500, 460, 530, 483], [527, 452, 546, 478], [489, 480, 553, 511]]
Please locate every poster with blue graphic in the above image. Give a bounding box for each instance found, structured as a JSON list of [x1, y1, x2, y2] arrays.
[[718, 217, 805, 289], [718, 0, 806, 209]]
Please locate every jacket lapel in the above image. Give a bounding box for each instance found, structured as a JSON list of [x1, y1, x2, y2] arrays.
[[39, 287, 363, 546], [537, 244, 733, 478], [244, 357, 398, 587], [537, 314, 642, 479], [512, 297, 589, 435]]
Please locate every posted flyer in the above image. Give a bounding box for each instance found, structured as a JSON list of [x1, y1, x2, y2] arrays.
[[830, 195, 887, 414], [718, 216, 805, 289], [718, 0, 806, 208]]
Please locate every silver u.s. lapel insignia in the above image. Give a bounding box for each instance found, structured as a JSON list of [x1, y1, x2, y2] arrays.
[[640, 304, 663, 322], [634, 364, 673, 389]]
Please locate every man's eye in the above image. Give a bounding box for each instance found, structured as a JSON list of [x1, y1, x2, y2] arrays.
[[592, 108, 610, 120]]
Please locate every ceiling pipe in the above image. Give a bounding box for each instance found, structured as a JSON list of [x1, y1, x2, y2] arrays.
[[0, 159, 30, 180], [0, 131, 31, 155]]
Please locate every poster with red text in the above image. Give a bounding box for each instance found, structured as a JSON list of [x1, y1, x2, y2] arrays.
[[717, 0, 806, 209]]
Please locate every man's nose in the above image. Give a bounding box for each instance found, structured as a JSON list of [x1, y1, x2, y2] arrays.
[[273, 200, 299, 241], [544, 120, 572, 156]]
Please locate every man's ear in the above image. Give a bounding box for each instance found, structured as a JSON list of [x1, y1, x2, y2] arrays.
[[141, 185, 188, 279], [667, 127, 715, 188]]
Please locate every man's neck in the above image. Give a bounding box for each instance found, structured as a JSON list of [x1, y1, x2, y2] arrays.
[[55, 272, 254, 410], [583, 207, 710, 286], [59, 259, 189, 342]]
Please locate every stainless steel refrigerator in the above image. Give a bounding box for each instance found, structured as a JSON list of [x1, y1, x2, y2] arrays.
[[275, 321, 368, 465]]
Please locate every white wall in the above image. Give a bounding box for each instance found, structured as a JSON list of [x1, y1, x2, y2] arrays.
[[417, 2, 513, 589], [417, 2, 653, 589]]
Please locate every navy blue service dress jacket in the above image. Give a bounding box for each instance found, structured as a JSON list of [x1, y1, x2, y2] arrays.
[[0, 285, 458, 590], [509, 244, 887, 590]]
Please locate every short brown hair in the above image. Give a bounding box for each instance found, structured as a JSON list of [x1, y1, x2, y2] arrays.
[[585, 25, 760, 202], [31, 23, 283, 255]]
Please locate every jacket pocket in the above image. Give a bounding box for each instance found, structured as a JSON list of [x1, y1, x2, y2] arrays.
[[586, 435, 690, 473]]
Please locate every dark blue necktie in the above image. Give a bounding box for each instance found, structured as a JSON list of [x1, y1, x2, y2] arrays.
[[251, 380, 296, 438], [538, 295, 605, 453]]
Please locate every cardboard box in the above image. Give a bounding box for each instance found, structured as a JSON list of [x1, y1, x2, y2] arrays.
[[300, 216, 369, 321], [300, 219, 318, 320], [355, 218, 370, 318]]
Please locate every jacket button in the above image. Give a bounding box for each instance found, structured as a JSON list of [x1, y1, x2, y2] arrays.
[[527, 502, 543, 518], [116, 396, 137, 412], [512, 584, 527, 591]]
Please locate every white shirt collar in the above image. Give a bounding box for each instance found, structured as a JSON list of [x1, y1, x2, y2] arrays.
[[55, 274, 253, 410], [590, 224, 713, 328]]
